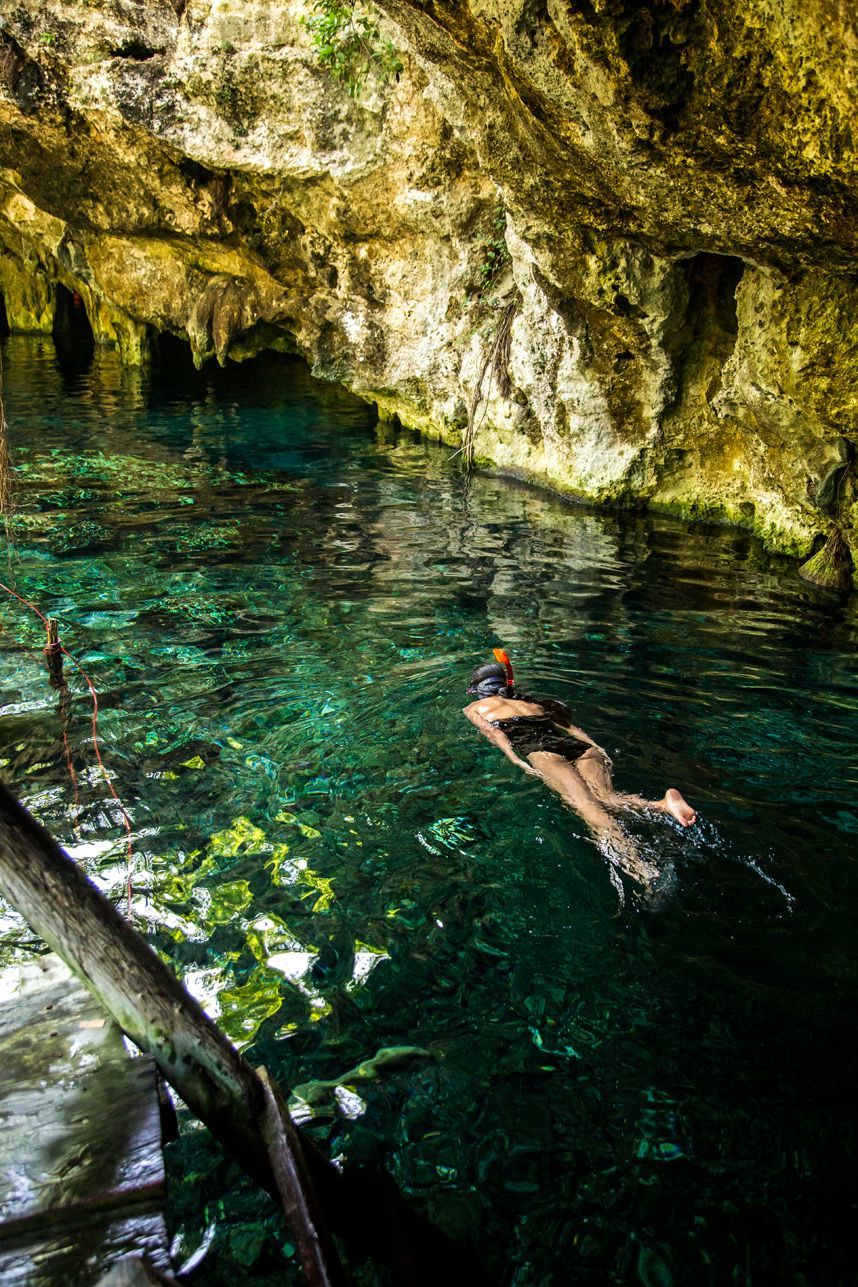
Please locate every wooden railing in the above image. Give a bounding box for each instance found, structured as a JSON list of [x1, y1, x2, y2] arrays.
[[0, 780, 486, 1286]]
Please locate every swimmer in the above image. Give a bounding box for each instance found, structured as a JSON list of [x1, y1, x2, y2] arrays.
[[464, 649, 696, 885]]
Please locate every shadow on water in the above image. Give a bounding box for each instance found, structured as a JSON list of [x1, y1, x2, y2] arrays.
[[0, 338, 856, 1284]]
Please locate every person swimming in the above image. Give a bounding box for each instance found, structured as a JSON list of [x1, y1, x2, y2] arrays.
[[464, 649, 696, 886]]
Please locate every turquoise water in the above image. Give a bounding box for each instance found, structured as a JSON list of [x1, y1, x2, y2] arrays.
[[1, 336, 856, 1284]]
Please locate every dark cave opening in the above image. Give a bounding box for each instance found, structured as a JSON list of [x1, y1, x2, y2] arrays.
[[108, 39, 161, 61], [152, 329, 198, 371], [683, 252, 744, 341], [0, 294, 9, 338], [52, 284, 95, 350], [668, 252, 745, 409]]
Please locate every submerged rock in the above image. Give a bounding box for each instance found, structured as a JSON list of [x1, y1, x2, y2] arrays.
[[0, 0, 855, 579]]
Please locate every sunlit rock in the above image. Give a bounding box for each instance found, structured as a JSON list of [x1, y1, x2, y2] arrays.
[[0, 0, 855, 578]]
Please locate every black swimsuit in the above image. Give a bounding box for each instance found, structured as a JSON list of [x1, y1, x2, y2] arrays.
[[490, 714, 591, 762]]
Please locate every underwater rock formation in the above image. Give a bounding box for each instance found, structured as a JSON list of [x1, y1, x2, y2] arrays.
[[0, 0, 855, 577]]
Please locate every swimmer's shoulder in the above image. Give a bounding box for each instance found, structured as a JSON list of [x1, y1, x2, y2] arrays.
[[475, 696, 544, 721]]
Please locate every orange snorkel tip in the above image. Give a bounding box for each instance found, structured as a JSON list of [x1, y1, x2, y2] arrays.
[[493, 647, 514, 689]]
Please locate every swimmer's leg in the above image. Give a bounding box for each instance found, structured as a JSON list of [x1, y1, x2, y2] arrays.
[[527, 751, 620, 835], [611, 787, 697, 827], [574, 749, 697, 827], [527, 751, 659, 887]]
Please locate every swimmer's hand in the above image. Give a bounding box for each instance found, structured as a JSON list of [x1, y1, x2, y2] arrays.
[[464, 704, 541, 777], [497, 745, 541, 777]]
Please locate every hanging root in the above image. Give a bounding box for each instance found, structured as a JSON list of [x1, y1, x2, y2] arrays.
[[462, 348, 493, 473], [798, 525, 854, 593], [491, 297, 516, 400], [461, 296, 518, 472]]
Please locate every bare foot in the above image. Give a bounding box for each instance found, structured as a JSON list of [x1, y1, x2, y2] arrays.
[[664, 788, 697, 827]]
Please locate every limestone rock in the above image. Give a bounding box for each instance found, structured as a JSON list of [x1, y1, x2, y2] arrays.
[[0, 0, 855, 580]]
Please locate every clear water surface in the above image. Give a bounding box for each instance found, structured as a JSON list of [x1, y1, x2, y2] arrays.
[[1, 336, 856, 1285]]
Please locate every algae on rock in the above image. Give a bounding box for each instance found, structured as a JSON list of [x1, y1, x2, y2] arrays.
[[0, 0, 855, 580], [799, 527, 855, 593]]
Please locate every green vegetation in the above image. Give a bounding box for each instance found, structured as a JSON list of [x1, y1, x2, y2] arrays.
[[301, 0, 401, 97], [477, 202, 511, 295]]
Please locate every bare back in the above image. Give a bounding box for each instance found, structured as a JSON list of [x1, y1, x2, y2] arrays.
[[464, 694, 546, 724]]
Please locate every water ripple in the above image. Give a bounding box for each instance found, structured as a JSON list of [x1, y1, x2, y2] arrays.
[[0, 339, 855, 1285]]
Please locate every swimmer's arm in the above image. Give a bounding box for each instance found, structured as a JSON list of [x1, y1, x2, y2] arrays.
[[463, 705, 540, 775], [541, 701, 599, 748], [555, 720, 612, 764], [545, 709, 603, 750], [560, 723, 599, 747]]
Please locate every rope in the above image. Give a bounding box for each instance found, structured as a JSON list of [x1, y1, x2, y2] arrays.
[[0, 618, 80, 825], [0, 345, 14, 536], [0, 578, 134, 914]]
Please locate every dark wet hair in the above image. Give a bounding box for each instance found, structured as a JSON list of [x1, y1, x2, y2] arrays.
[[467, 661, 514, 697], [466, 661, 573, 723]]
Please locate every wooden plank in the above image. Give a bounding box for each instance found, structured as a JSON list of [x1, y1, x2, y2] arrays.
[[0, 1214, 172, 1287], [0, 780, 343, 1287], [0, 782, 276, 1186], [257, 1067, 345, 1287], [0, 953, 171, 1285], [0, 780, 489, 1286]]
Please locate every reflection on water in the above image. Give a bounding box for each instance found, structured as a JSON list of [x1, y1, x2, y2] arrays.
[[1, 336, 857, 1284]]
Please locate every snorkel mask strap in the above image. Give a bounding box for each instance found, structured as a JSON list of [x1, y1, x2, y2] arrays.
[[493, 647, 515, 694]]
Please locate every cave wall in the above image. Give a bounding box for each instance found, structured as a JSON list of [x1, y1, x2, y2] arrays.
[[0, 0, 855, 571]]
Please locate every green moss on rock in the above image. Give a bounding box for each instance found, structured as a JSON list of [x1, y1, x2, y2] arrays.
[[799, 527, 855, 592], [0, 0, 855, 578]]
